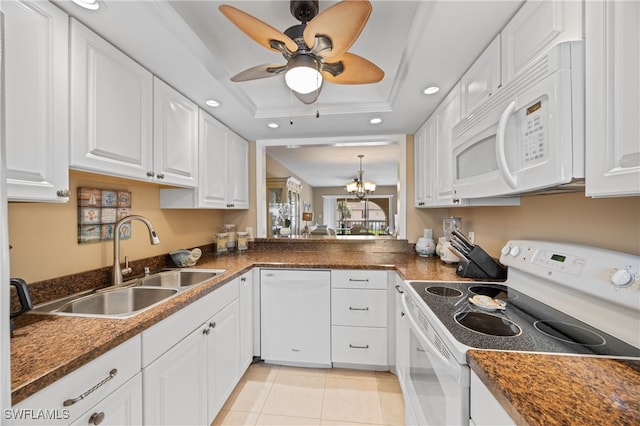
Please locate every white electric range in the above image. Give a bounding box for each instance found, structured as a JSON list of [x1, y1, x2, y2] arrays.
[[398, 240, 640, 426]]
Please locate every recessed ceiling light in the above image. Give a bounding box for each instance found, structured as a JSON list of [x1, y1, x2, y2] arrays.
[[369, 118, 383, 124], [423, 86, 440, 95], [267, 123, 279, 129], [72, 0, 100, 10], [205, 99, 221, 107]]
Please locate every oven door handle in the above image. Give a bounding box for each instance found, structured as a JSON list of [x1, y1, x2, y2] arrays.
[[401, 294, 451, 366]]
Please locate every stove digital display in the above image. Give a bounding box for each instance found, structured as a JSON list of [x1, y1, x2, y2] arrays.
[[551, 254, 567, 263]]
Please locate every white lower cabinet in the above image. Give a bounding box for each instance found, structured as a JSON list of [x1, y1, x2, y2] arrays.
[[71, 374, 142, 426], [142, 297, 240, 425], [469, 370, 515, 426], [331, 270, 388, 368], [394, 281, 408, 393], [239, 271, 254, 371], [11, 337, 141, 426]]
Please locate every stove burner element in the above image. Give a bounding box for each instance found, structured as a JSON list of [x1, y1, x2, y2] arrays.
[[468, 285, 509, 300], [534, 321, 606, 346], [426, 286, 463, 297], [455, 311, 522, 337]]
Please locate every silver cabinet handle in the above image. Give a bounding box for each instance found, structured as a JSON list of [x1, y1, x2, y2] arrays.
[[349, 344, 370, 349], [203, 328, 210, 335], [146, 171, 155, 178], [395, 284, 404, 294], [89, 412, 105, 425], [349, 278, 369, 282], [209, 321, 216, 329], [156, 173, 165, 179], [63, 369, 118, 407], [56, 189, 70, 197], [349, 307, 369, 311]]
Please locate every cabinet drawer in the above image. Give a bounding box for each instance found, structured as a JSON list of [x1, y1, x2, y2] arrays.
[[71, 373, 142, 426], [331, 326, 387, 366], [12, 336, 141, 425], [331, 289, 387, 327], [331, 270, 387, 289]]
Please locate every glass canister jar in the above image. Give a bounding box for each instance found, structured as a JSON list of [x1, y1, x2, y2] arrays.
[[223, 224, 236, 250], [237, 231, 248, 251], [216, 232, 228, 253]]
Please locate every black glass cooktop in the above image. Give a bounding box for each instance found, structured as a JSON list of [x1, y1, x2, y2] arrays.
[[408, 281, 640, 358]]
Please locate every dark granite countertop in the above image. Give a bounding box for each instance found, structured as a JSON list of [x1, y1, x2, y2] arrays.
[[11, 250, 460, 404], [467, 350, 640, 426]]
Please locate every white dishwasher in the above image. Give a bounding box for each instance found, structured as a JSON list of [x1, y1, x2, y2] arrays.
[[260, 269, 331, 367]]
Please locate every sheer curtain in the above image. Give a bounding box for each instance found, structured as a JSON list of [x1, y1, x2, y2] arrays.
[[322, 196, 336, 228]]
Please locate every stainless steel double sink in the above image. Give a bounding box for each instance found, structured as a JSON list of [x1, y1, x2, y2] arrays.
[[31, 269, 225, 319]]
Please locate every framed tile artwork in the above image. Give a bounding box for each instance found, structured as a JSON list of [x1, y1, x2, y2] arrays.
[[78, 187, 132, 244]]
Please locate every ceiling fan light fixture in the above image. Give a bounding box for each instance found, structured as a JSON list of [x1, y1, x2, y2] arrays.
[[285, 55, 323, 94]]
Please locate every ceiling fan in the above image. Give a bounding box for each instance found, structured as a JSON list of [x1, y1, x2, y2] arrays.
[[219, 0, 384, 105]]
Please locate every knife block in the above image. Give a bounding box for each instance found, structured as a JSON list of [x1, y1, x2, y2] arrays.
[[455, 245, 507, 280]]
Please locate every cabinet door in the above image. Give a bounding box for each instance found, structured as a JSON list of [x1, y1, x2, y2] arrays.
[[586, 0, 640, 197], [239, 272, 254, 371], [394, 290, 408, 393], [197, 110, 228, 208], [226, 131, 250, 209], [3, 0, 69, 202], [470, 371, 515, 425], [143, 326, 209, 426], [71, 374, 142, 426], [207, 300, 241, 421], [414, 118, 437, 207], [461, 35, 501, 116], [434, 83, 463, 206], [153, 78, 198, 188], [70, 19, 153, 181], [501, 0, 582, 83]]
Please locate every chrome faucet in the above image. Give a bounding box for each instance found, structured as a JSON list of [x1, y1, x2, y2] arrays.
[[112, 215, 160, 285]]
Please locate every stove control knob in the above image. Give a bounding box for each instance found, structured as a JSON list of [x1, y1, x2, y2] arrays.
[[509, 245, 521, 257], [501, 244, 511, 256], [610, 269, 635, 288]]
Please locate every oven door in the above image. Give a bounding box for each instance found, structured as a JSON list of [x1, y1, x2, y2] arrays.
[[401, 294, 469, 426]]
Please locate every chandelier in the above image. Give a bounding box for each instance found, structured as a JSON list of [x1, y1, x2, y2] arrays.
[[346, 155, 376, 199]]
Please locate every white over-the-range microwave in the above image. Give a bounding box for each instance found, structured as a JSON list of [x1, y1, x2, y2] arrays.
[[452, 41, 585, 199]]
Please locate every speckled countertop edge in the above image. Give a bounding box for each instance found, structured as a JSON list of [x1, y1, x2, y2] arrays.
[[467, 350, 640, 426]]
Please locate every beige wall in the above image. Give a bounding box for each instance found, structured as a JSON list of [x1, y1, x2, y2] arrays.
[[8, 171, 226, 283], [266, 153, 314, 209], [403, 136, 640, 257]]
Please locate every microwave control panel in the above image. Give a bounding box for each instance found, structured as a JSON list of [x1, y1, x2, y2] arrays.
[[521, 99, 547, 167]]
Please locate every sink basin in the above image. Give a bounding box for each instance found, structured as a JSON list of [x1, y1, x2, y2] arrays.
[[30, 268, 226, 319], [137, 269, 222, 288], [57, 287, 178, 317]]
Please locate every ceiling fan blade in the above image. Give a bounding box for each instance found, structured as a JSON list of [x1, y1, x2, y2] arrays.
[[321, 53, 384, 84], [231, 64, 287, 82], [219, 5, 298, 53], [292, 83, 323, 105], [303, 0, 372, 59]]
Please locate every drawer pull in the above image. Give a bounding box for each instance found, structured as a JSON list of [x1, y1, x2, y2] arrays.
[[63, 369, 118, 407], [349, 306, 369, 311], [395, 284, 404, 294], [89, 412, 105, 425], [349, 278, 369, 282], [349, 344, 370, 349]]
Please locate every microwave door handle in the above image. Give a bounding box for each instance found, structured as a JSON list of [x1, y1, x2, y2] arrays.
[[496, 100, 518, 189], [401, 294, 452, 366]]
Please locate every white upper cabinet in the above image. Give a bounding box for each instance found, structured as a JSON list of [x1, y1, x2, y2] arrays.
[[3, 0, 69, 202], [160, 110, 249, 209], [152, 78, 199, 188], [501, 0, 583, 83], [434, 82, 462, 206], [70, 18, 154, 182], [585, 0, 640, 197], [461, 35, 502, 117], [414, 118, 436, 207]]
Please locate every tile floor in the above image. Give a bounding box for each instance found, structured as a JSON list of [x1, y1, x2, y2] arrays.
[[213, 362, 405, 426]]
